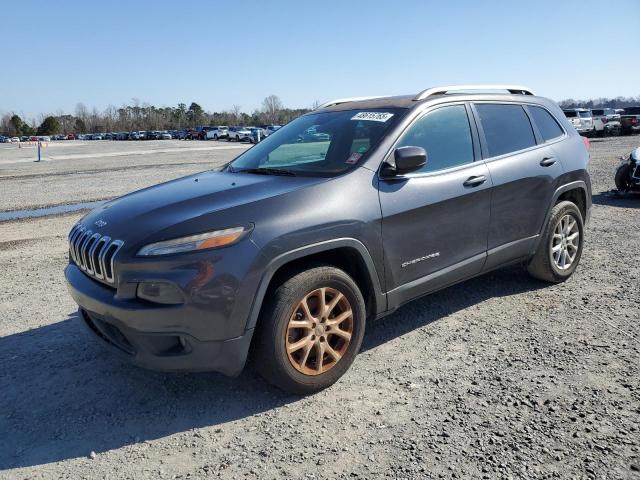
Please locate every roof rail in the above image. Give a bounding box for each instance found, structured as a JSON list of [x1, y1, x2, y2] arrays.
[[316, 96, 386, 110], [413, 84, 535, 101]]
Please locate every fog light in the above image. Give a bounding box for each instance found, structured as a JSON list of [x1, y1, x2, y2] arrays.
[[137, 281, 184, 305]]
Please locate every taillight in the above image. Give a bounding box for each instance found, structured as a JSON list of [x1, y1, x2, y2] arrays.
[[631, 118, 638, 125], [582, 136, 590, 150], [601, 117, 608, 124]]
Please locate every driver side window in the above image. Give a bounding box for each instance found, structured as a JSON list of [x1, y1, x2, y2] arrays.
[[397, 105, 474, 173]]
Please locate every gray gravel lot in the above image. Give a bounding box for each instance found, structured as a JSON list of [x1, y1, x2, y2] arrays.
[[0, 137, 638, 479]]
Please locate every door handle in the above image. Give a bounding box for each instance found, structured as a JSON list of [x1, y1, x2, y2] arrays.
[[540, 157, 556, 167], [463, 175, 487, 187]]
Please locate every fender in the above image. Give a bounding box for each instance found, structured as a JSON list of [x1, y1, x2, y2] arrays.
[[244, 238, 386, 331], [533, 179, 591, 253]]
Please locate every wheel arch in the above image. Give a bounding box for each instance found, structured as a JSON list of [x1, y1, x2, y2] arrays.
[[245, 239, 386, 332], [533, 180, 590, 255]]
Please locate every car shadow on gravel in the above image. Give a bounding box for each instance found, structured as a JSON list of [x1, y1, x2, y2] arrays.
[[592, 191, 640, 209], [0, 312, 294, 470], [361, 265, 546, 352], [0, 266, 547, 471]]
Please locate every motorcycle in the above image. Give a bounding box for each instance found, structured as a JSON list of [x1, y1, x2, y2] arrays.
[[614, 147, 640, 192]]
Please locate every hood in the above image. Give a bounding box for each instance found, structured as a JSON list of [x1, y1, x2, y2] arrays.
[[78, 170, 324, 250]]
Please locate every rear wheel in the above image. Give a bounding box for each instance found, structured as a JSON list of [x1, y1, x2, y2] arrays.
[[253, 266, 366, 394], [527, 201, 584, 283]]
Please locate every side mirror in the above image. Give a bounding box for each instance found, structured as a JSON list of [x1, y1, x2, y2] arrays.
[[383, 146, 427, 176]]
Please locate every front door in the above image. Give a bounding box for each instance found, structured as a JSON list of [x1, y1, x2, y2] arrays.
[[379, 104, 492, 306]]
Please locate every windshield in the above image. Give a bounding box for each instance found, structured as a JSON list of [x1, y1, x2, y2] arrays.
[[228, 108, 404, 176], [625, 107, 640, 115]]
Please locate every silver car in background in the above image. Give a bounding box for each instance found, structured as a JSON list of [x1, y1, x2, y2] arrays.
[[563, 108, 594, 136]]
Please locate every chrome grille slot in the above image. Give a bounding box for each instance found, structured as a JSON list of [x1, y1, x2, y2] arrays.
[[68, 224, 124, 285]]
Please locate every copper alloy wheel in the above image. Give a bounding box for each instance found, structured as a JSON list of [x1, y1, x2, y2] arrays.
[[285, 287, 354, 376]]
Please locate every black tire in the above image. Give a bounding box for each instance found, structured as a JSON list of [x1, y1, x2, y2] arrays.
[[615, 163, 632, 192], [527, 201, 584, 283], [213, 134, 218, 140], [253, 266, 366, 395]]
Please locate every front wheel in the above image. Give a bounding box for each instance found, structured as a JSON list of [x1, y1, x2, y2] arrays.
[[527, 201, 584, 283], [253, 266, 366, 394]]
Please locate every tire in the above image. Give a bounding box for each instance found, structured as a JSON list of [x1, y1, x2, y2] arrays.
[[527, 201, 584, 283], [253, 266, 366, 395], [615, 163, 632, 191], [214, 134, 218, 140]]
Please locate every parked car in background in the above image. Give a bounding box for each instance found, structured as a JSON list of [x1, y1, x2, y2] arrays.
[[66, 134, 76, 140], [227, 126, 252, 142], [205, 126, 229, 140], [563, 108, 594, 136], [265, 125, 282, 136], [10, 137, 20, 142], [160, 131, 172, 140], [185, 128, 204, 140], [621, 106, 640, 134], [0, 136, 10, 143], [92, 134, 103, 140], [591, 108, 621, 136]]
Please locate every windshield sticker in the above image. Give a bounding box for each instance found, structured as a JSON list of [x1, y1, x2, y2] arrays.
[[351, 112, 394, 122], [346, 152, 362, 164]]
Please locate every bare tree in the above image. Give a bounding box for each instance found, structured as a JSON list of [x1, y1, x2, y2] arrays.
[[231, 104, 242, 125], [262, 95, 283, 124]]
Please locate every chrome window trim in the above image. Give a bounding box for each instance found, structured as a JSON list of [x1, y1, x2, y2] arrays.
[[470, 100, 568, 164], [378, 101, 479, 179]]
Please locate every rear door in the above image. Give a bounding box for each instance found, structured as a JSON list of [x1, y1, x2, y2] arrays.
[[379, 103, 492, 305], [472, 103, 565, 269]]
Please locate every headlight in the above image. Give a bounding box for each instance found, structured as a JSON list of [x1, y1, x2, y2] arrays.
[[137, 226, 247, 256]]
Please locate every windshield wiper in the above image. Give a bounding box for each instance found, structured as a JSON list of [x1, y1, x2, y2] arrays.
[[234, 167, 297, 176]]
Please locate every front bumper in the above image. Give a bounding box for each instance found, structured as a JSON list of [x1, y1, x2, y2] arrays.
[[65, 264, 255, 375]]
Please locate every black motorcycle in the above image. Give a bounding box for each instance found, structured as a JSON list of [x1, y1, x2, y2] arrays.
[[615, 147, 640, 192]]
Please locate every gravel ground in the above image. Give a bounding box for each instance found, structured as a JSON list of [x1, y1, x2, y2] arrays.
[[0, 136, 638, 479]]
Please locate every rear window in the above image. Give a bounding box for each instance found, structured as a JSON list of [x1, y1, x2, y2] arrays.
[[564, 111, 577, 118], [475, 104, 536, 157], [625, 107, 640, 115], [528, 106, 564, 142], [578, 111, 591, 118], [591, 109, 604, 116]]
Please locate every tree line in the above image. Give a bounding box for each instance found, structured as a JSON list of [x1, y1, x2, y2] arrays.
[[558, 95, 640, 110], [0, 95, 315, 137], [4, 94, 640, 137]]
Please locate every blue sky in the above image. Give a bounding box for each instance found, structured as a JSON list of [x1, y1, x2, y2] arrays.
[[1, 0, 639, 120]]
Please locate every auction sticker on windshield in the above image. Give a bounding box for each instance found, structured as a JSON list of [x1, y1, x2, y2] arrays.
[[351, 112, 394, 122]]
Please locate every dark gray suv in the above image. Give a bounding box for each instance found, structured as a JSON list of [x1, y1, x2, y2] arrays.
[[65, 85, 591, 394]]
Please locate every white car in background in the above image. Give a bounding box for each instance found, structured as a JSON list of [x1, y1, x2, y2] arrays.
[[591, 108, 621, 136], [227, 126, 252, 142], [10, 137, 20, 142], [563, 108, 594, 136], [205, 126, 229, 140]]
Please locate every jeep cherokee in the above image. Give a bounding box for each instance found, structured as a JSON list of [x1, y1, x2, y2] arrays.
[[65, 84, 591, 394]]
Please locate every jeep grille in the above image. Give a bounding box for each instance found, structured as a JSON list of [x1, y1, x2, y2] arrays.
[[68, 224, 123, 285]]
